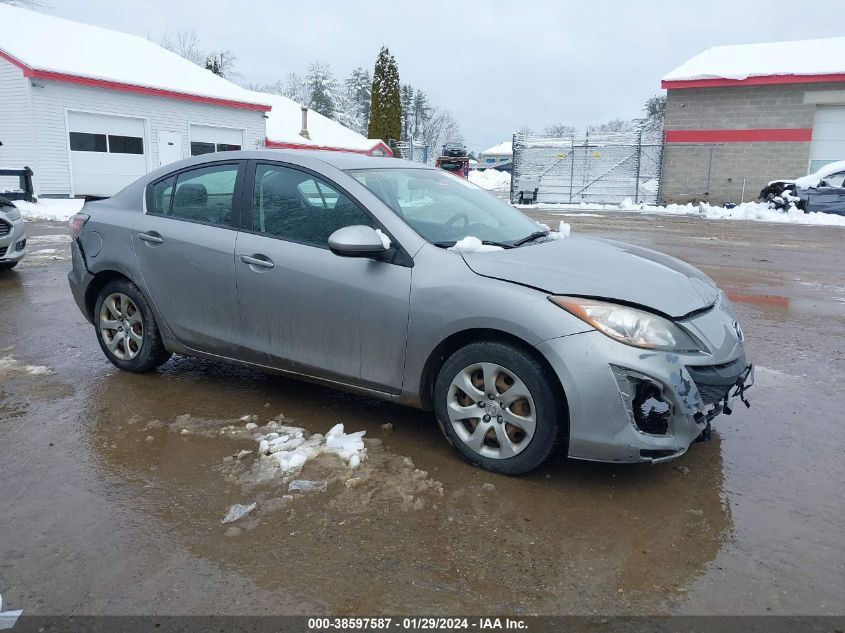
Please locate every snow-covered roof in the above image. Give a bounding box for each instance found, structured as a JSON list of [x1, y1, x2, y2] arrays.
[[480, 141, 513, 156], [663, 37, 845, 83], [249, 91, 388, 154], [0, 4, 269, 110]]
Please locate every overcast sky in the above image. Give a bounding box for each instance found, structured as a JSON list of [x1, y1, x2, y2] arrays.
[[46, 0, 845, 152]]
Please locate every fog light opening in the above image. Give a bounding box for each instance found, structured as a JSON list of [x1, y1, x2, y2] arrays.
[[633, 382, 672, 435]]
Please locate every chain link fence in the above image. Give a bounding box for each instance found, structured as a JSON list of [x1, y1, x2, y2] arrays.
[[510, 131, 663, 205]]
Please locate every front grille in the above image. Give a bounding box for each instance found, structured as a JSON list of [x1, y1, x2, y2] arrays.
[[696, 383, 731, 405], [0, 246, 7, 257], [687, 359, 745, 406], [0, 220, 10, 237]]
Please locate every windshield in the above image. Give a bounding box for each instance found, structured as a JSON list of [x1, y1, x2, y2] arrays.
[[345, 168, 542, 247]]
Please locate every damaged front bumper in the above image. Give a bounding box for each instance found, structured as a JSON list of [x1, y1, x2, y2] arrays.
[[536, 324, 751, 464]]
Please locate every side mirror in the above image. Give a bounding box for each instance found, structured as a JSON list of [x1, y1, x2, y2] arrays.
[[328, 225, 388, 258]]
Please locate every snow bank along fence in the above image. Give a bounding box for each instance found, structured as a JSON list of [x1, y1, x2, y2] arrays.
[[510, 131, 663, 205]]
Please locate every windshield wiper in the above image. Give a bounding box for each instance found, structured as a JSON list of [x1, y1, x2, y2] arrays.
[[513, 231, 549, 247], [432, 239, 513, 249]]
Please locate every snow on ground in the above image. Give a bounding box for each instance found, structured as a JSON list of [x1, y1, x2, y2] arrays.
[[468, 169, 511, 191], [0, 354, 53, 378], [14, 199, 84, 222], [519, 199, 845, 227], [254, 422, 367, 479], [0, 593, 23, 630]]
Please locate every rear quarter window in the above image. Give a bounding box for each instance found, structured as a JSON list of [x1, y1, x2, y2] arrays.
[[146, 175, 176, 215]]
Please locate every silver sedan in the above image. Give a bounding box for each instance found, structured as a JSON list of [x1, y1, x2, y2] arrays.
[[67, 151, 752, 474], [0, 197, 27, 270]]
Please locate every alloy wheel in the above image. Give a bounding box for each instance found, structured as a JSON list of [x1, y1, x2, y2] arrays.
[[99, 292, 144, 361], [446, 362, 537, 459]]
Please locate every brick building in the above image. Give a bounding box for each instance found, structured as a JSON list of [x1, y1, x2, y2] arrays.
[[660, 37, 845, 204]]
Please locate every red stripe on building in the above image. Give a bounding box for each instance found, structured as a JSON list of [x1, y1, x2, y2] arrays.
[[664, 128, 813, 143], [265, 139, 393, 157], [662, 73, 845, 90], [0, 48, 270, 111]]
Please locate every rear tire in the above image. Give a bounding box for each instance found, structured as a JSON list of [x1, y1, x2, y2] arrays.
[[94, 278, 171, 372], [434, 341, 564, 474]]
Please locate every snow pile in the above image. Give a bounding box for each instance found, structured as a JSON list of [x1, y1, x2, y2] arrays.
[[663, 37, 845, 82], [793, 159, 845, 189], [468, 169, 511, 191], [536, 220, 571, 239], [448, 236, 504, 253], [374, 228, 391, 249], [522, 199, 845, 227], [255, 423, 366, 478], [0, 593, 22, 630], [14, 199, 84, 222]]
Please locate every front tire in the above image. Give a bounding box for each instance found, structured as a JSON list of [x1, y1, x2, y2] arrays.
[[434, 341, 565, 474], [94, 279, 171, 372]]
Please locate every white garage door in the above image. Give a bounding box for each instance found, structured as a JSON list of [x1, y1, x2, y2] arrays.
[[189, 124, 244, 156], [67, 111, 147, 196], [809, 106, 845, 173]]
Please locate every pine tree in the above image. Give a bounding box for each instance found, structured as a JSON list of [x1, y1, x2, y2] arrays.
[[412, 90, 430, 139], [368, 47, 402, 143], [400, 84, 415, 141], [306, 61, 340, 119], [344, 68, 372, 135]]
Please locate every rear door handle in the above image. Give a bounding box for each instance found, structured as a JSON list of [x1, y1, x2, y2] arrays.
[[138, 232, 164, 244], [239, 254, 274, 269]]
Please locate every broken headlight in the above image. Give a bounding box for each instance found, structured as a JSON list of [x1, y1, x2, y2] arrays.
[[549, 296, 703, 353]]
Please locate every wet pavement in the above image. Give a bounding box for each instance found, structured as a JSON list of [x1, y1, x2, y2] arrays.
[[0, 213, 843, 616]]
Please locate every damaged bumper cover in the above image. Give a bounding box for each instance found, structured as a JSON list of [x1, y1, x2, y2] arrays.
[[536, 303, 751, 463]]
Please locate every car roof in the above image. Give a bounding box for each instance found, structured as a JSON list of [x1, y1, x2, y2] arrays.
[[183, 149, 432, 171]]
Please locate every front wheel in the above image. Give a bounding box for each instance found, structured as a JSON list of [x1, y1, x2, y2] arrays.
[[94, 279, 171, 372], [434, 341, 565, 474]]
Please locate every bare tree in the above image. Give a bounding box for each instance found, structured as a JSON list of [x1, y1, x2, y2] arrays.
[[160, 30, 206, 66], [543, 123, 576, 138], [420, 108, 463, 160]]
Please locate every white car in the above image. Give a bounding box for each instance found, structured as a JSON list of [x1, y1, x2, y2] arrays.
[[0, 197, 27, 270]]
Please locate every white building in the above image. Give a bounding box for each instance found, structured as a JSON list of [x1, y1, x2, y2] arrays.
[[0, 4, 270, 197], [250, 91, 391, 157], [477, 140, 513, 168]]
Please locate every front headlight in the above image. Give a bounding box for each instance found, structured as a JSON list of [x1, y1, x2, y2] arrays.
[[549, 296, 703, 353], [2, 205, 21, 222]]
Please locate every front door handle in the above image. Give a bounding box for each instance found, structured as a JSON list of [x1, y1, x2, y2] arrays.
[[239, 254, 274, 269], [138, 232, 164, 244]]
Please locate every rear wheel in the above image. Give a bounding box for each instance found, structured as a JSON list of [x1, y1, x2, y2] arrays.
[[94, 279, 171, 372], [434, 341, 564, 474]]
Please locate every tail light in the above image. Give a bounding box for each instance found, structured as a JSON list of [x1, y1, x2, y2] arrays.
[[69, 213, 89, 239]]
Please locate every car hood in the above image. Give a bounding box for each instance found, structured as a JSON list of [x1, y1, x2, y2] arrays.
[[461, 235, 720, 318]]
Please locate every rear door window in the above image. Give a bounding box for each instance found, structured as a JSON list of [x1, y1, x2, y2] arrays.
[[146, 163, 240, 227]]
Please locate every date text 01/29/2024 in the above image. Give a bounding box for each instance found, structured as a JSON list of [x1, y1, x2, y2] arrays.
[[307, 617, 528, 630]]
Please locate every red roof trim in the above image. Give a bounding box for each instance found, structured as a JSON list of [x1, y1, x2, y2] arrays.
[[0, 48, 33, 75], [0, 47, 270, 111], [265, 139, 393, 157], [665, 128, 813, 143], [662, 73, 845, 89]]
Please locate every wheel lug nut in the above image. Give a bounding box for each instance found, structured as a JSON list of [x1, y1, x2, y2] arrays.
[[483, 414, 491, 422], [497, 416, 503, 423], [477, 401, 485, 408], [488, 394, 495, 400]]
